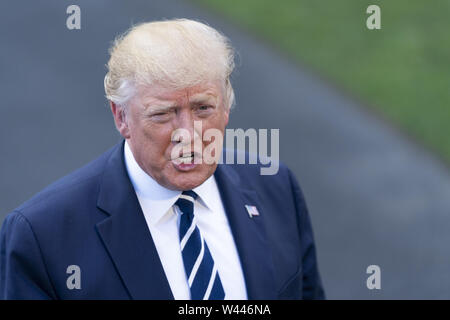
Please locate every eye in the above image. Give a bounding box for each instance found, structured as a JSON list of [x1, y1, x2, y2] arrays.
[[197, 105, 215, 113], [149, 111, 173, 123]]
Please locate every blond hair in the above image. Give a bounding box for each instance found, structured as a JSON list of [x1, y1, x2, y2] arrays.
[[104, 19, 236, 110]]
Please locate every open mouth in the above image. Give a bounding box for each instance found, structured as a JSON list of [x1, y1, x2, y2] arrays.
[[171, 151, 201, 165], [177, 152, 195, 164]]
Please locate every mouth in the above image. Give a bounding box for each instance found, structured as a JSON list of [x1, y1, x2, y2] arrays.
[[171, 151, 202, 171], [173, 152, 194, 163]]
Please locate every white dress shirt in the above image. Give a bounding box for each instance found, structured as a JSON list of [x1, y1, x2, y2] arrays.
[[123, 141, 248, 300]]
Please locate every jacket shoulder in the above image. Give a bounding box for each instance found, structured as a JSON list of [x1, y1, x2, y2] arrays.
[[12, 143, 120, 221]]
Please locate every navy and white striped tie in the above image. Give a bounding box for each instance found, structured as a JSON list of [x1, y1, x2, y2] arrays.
[[175, 190, 225, 300]]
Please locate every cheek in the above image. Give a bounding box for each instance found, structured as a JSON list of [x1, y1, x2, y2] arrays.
[[217, 110, 229, 128], [139, 124, 174, 154], [132, 119, 170, 140], [205, 112, 227, 129]]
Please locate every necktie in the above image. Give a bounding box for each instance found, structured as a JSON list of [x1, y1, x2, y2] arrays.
[[175, 190, 225, 300]]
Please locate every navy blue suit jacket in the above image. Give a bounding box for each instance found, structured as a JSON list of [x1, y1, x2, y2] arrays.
[[0, 141, 325, 299]]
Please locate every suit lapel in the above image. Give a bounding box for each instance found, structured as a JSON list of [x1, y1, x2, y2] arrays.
[[95, 141, 173, 300], [214, 164, 277, 299]]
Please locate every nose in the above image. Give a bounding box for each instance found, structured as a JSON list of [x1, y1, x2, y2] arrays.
[[177, 108, 193, 133], [171, 109, 201, 146]]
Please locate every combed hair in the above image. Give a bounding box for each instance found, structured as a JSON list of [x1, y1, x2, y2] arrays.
[[104, 19, 236, 110]]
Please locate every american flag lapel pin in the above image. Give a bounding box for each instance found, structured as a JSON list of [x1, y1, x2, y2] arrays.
[[245, 205, 260, 218]]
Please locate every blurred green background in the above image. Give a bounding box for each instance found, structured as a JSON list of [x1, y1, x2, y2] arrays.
[[196, 0, 450, 162]]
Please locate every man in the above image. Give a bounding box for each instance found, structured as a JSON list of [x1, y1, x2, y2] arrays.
[[0, 19, 324, 299]]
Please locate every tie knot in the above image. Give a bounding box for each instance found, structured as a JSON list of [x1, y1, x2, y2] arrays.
[[181, 190, 198, 200], [175, 190, 198, 217]]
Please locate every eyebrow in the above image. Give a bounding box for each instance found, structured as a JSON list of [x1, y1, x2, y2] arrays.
[[146, 104, 176, 114], [144, 93, 219, 114], [189, 93, 218, 104]]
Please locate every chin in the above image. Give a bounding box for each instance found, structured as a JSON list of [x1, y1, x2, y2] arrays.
[[169, 171, 211, 191]]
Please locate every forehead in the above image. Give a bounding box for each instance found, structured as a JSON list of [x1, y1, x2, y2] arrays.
[[137, 81, 223, 106]]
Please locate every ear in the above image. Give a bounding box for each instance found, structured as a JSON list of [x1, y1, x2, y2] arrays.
[[110, 101, 131, 139]]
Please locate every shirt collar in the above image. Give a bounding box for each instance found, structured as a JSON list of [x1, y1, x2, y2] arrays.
[[123, 141, 217, 225], [192, 174, 221, 215]]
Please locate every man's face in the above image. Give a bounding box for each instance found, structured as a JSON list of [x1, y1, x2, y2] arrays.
[[112, 81, 229, 190]]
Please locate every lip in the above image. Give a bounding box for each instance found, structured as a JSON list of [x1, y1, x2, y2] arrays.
[[171, 153, 201, 171], [172, 161, 198, 171]]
